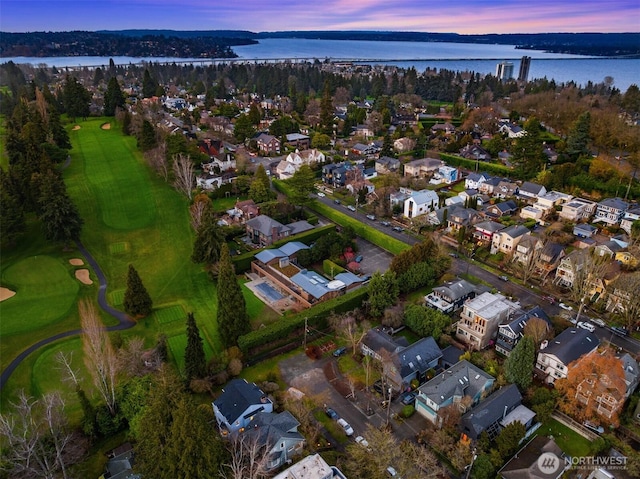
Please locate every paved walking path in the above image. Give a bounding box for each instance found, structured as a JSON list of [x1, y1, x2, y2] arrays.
[[0, 240, 136, 391]]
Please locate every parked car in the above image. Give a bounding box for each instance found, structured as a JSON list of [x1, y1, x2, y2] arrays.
[[380, 221, 391, 227], [559, 302, 573, 311], [392, 226, 404, 232], [332, 346, 347, 357], [317, 191, 326, 197], [542, 295, 555, 304], [337, 418, 354, 436], [355, 255, 363, 263], [334, 199, 341, 204], [355, 435, 370, 449], [499, 275, 509, 281], [449, 252, 459, 258], [366, 214, 376, 221], [347, 205, 356, 212], [400, 390, 418, 405], [324, 406, 338, 420], [590, 318, 606, 328], [577, 321, 595, 333], [584, 421, 604, 434], [611, 326, 629, 336], [386, 466, 399, 477]]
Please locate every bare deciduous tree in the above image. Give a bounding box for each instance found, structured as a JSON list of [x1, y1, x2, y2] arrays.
[[55, 351, 81, 387], [610, 271, 640, 331], [329, 313, 371, 356], [0, 391, 73, 479], [145, 143, 168, 180], [80, 299, 118, 415], [117, 336, 146, 378], [569, 250, 610, 303], [172, 153, 195, 199], [189, 194, 212, 231], [523, 316, 552, 348], [221, 433, 270, 479]]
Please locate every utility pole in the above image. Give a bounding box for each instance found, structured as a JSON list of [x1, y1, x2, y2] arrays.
[[303, 317, 308, 350]]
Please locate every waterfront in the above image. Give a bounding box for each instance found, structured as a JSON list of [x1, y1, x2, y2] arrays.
[[3, 38, 638, 91]]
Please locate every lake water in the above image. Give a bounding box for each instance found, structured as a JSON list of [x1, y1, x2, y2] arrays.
[[4, 38, 638, 91]]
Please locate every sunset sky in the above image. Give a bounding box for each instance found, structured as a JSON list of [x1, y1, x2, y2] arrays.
[[1, 0, 639, 34]]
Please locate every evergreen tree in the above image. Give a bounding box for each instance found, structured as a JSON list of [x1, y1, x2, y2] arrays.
[[511, 117, 547, 179], [156, 333, 169, 362], [142, 69, 158, 98], [191, 206, 224, 265], [367, 271, 399, 317], [103, 76, 125, 116], [504, 335, 535, 390], [217, 243, 250, 348], [38, 170, 83, 244], [138, 119, 157, 151], [233, 113, 255, 143], [76, 386, 97, 438], [319, 80, 334, 135], [565, 111, 591, 160], [248, 103, 261, 125], [123, 264, 153, 318], [287, 164, 316, 206], [184, 312, 206, 382], [0, 170, 25, 246], [61, 75, 91, 120], [380, 132, 394, 157]]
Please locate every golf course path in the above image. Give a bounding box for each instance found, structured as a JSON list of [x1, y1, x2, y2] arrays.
[[0, 241, 136, 392]]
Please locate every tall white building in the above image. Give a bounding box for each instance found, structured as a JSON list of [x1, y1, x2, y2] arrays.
[[496, 61, 514, 81]]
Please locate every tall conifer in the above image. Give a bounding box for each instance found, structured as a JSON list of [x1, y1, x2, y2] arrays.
[[216, 244, 250, 347], [184, 312, 206, 382], [123, 264, 153, 318]]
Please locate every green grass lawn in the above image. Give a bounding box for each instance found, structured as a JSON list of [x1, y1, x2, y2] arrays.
[[537, 419, 592, 457]]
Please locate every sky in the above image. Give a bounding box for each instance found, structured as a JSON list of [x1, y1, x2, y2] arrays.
[[1, 0, 639, 34]]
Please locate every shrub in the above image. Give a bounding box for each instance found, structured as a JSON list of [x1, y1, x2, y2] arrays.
[[401, 405, 415, 418]]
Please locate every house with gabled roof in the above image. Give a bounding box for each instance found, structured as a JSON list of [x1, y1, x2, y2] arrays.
[[256, 133, 281, 155], [494, 179, 518, 199], [460, 384, 533, 441], [403, 158, 443, 178], [621, 205, 640, 234], [495, 306, 551, 356], [431, 122, 456, 135], [594, 197, 629, 226], [473, 220, 505, 245], [498, 121, 526, 138], [285, 133, 310, 150], [213, 379, 274, 435], [415, 360, 495, 426], [477, 176, 502, 196], [456, 292, 521, 350], [465, 172, 489, 190], [498, 436, 569, 479], [535, 328, 600, 385], [244, 411, 305, 471], [425, 279, 483, 314], [459, 144, 491, 161], [246, 215, 292, 247], [535, 242, 566, 279], [375, 156, 401, 174], [485, 200, 518, 218], [396, 188, 439, 219], [554, 250, 587, 288], [517, 182, 547, 203], [491, 225, 530, 255]]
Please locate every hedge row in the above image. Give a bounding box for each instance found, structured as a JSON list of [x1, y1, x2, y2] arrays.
[[323, 259, 345, 278], [439, 153, 512, 176], [232, 224, 336, 273], [237, 286, 369, 354], [309, 201, 410, 255]]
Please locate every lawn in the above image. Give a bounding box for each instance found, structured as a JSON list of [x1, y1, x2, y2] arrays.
[[536, 419, 592, 457]]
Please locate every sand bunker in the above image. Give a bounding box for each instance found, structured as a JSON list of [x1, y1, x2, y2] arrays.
[[101, 123, 111, 130], [75, 269, 93, 285], [0, 287, 16, 302], [72, 125, 81, 130], [69, 258, 84, 266]]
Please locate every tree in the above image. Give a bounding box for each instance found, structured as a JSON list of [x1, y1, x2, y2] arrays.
[[189, 193, 212, 232], [0, 391, 75, 479], [217, 243, 250, 347], [471, 454, 495, 479], [103, 76, 125, 116], [62, 75, 91, 120], [80, 300, 119, 415], [319, 80, 334, 134], [138, 119, 157, 151], [523, 316, 551, 349], [38, 170, 83, 245], [184, 312, 207, 382], [504, 335, 535, 390], [287, 164, 316, 206], [495, 421, 526, 459], [0, 170, 25, 246], [142, 69, 158, 98], [233, 113, 255, 143], [511, 117, 547, 179], [403, 304, 451, 340], [610, 271, 640, 331], [555, 351, 627, 426], [329, 313, 371, 356], [123, 264, 153, 318], [565, 111, 591, 160], [172, 153, 195, 199], [222, 432, 270, 479], [191, 205, 224, 265], [380, 132, 394, 157], [367, 271, 400, 317], [248, 177, 270, 204]]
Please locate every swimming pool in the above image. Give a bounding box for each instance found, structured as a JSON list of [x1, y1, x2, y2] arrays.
[[255, 282, 284, 302]]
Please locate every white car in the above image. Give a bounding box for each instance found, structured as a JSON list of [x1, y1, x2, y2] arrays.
[[591, 318, 606, 328], [355, 435, 370, 449], [337, 418, 354, 436], [559, 302, 573, 311], [577, 321, 595, 332], [317, 191, 325, 197]]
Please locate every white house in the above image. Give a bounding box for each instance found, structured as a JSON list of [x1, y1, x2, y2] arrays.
[[535, 328, 599, 384], [403, 189, 440, 219], [560, 197, 597, 222]]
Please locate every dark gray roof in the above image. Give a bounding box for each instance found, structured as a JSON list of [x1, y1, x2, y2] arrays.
[[461, 384, 522, 439], [493, 200, 518, 213], [287, 220, 314, 235], [500, 306, 551, 336], [433, 279, 477, 302], [502, 224, 530, 239], [395, 337, 442, 378], [499, 436, 566, 479], [440, 345, 464, 368], [214, 379, 270, 424], [519, 181, 545, 195], [246, 215, 290, 236], [362, 329, 403, 356], [475, 220, 506, 233], [598, 197, 629, 211], [542, 328, 599, 365], [418, 360, 493, 406], [245, 411, 303, 448]]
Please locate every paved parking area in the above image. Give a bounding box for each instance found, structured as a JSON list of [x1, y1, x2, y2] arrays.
[[355, 237, 394, 276]]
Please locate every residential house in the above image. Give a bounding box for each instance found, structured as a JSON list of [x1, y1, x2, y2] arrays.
[[573, 223, 598, 238], [560, 197, 598, 222], [415, 360, 494, 426], [495, 306, 551, 356], [403, 158, 443, 178], [595, 240, 623, 258], [245, 411, 305, 471], [477, 176, 502, 196], [460, 384, 534, 441], [322, 163, 349, 188], [519, 205, 545, 222], [246, 215, 292, 247], [543, 144, 559, 163], [456, 292, 520, 350], [459, 144, 491, 161], [620, 353, 640, 398], [430, 165, 459, 185], [554, 250, 587, 288], [485, 200, 518, 218], [499, 436, 569, 479], [256, 133, 281, 155], [272, 453, 348, 479], [375, 156, 401, 174], [465, 172, 490, 190], [350, 142, 378, 157], [213, 379, 274, 435], [498, 150, 513, 166], [425, 279, 480, 314], [276, 160, 298, 180], [494, 179, 518, 199], [447, 207, 481, 233], [621, 205, 640, 234], [393, 136, 415, 153], [535, 328, 600, 385], [517, 182, 547, 203], [286, 148, 326, 167], [498, 121, 526, 138], [431, 122, 456, 135], [360, 330, 441, 391], [232, 199, 260, 222], [575, 358, 627, 421], [513, 235, 541, 265], [491, 225, 530, 255], [445, 195, 466, 208], [594, 197, 629, 226], [615, 249, 639, 268], [101, 443, 139, 479], [285, 133, 310, 150], [535, 242, 566, 280], [398, 188, 440, 219], [473, 220, 505, 245], [426, 204, 464, 227], [536, 191, 572, 211], [352, 124, 374, 139]]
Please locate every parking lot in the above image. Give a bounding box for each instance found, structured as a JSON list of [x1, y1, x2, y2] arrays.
[[354, 237, 394, 276]]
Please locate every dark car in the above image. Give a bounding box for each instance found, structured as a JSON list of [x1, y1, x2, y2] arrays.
[[333, 346, 347, 357], [392, 226, 404, 232], [355, 255, 363, 263], [333, 199, 341, 205], [380, 221, 391, 227], [325, 407, 338, 420], [400, 390, 418, 405], [611, 326, 629, 336]]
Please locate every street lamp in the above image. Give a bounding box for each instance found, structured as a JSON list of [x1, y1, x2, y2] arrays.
[[465, 448, 478, 479]]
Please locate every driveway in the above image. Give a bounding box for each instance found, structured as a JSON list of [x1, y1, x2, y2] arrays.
[[354, 237, 394, 276]]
